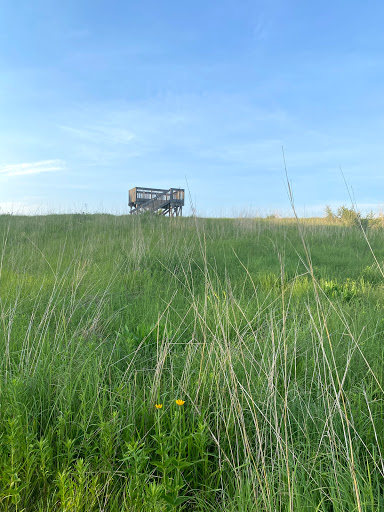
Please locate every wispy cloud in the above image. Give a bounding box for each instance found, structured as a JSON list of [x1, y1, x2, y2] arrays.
[[60, 125, 135, 145], [58, 94, 290, 168], [0, 159, 65, 177]]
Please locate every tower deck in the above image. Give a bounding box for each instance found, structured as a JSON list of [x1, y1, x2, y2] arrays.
[[129, 187, 184, 216]]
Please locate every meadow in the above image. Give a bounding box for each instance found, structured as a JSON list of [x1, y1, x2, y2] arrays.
[[0, 213, 384, 511]]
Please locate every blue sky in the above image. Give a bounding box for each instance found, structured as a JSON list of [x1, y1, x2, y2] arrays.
[[1, 0, 384, 216]]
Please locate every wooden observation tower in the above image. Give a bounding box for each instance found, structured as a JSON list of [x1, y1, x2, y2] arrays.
[[129, 187, 185, 216]]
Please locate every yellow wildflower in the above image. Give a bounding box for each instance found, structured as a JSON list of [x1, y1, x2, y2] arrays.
[[176, 399, 185, 406], [155, 404, 163, 409]]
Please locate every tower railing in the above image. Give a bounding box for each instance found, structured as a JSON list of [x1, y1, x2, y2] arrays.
[[129, 187, 184, 216]]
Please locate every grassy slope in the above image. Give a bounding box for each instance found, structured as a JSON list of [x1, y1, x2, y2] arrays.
[[0, 214, 383, 511]]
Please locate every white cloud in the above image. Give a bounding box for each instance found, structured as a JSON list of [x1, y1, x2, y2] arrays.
[[60, 125, 135, 145], [0, 159, 65, 177]]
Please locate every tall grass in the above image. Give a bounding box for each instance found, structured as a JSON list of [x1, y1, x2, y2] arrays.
[[0, 213, 383, 510]]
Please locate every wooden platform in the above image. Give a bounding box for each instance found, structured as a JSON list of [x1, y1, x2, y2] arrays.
[[129, 187, 185, 216]]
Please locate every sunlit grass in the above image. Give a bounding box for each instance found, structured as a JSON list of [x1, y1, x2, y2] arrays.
[[0, 213, 383, 510]]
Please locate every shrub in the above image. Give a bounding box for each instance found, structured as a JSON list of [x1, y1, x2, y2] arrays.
[[324, 205, 336, 222], [336, 205, 361, 226], [325, 205, 367, 228]]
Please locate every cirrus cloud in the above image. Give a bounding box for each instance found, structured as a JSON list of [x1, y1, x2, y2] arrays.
[[0, 159, 65, 177]]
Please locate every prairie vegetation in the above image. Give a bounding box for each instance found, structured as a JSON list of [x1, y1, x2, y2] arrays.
[[0, 213, 384, 511]]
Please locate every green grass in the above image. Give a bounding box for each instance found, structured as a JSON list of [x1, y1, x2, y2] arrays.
[[0, 213, 384, 511]]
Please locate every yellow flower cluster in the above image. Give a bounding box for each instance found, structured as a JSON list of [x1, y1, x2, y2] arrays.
[[154, 399, 185, 409]]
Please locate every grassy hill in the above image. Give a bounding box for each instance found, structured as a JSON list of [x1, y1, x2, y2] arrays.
[[0, 213, 383, 511]]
